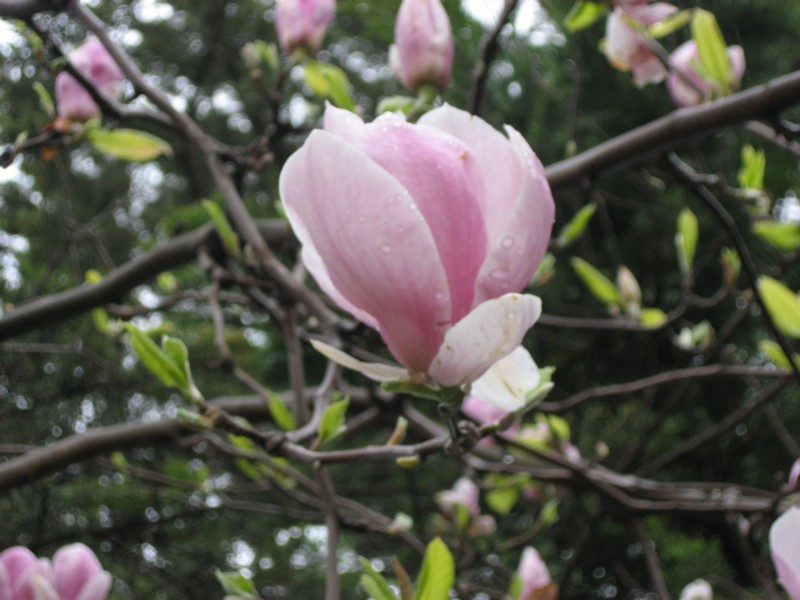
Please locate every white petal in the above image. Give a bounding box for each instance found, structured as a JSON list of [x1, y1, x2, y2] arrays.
[[428, 293, 541, 387], [470, 346, 540, 412], [310, 340, 408, 382]]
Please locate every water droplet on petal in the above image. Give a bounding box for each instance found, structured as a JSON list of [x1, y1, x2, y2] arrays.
[[502, 236, 514, 249], [490, 268, 510, 280], [380, 243, 392, 253]]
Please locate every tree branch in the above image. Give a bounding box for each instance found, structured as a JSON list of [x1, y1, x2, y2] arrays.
[[545, 69, 800, 192], [0, 220, 292, 341]]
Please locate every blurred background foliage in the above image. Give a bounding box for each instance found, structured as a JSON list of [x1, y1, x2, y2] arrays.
[[1, 0, 800, 598]]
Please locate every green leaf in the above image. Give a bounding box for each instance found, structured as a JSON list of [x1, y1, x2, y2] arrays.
[[640, 308, 668, 329], [691, 9, 731, 95], [359, 558, 398, 600], [675, 208, 698, 276], [564, 1, 607, 32], [647, 9, 691, 38], [556, 203, 596, 248], [318, 396, 349, 445], [86, 128, 173, 162], [757, 276, 800, 339], [760, 339, 796, 369], [381, 380, 442, 401], [32, 81, 54, 118], [377, 95, 417, 115], [303, 61, 355, 111], [215, 570, 257, 598], [540, 498, 560, 527], [485, 482, 520, 515], [531, 253, 556, 286], [413, 538, 454, 600], [738, 144, 766, 190], [753, 221, 800, 251], [202, 200, 240, 258], [124, 324, 187, 390], [267, 392, 297, 431], [570, 257, 622, 305], [720, 247, 740, 286], [548, 415, 571, 441]]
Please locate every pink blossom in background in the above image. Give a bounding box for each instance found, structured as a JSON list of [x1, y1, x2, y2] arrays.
[[771, 507, 800, 600], [280, 104, 554, 387], [666, 39, 745, 107], [516, 546, 551, 600], [604, 3, 677, 87], [275, 0, 336, 55], [789, 459, 800, 490], [389, 0, 454, 93], [55, 37, 125, 122], [0, 544, 111, 600], [435, 477, 481, 516]]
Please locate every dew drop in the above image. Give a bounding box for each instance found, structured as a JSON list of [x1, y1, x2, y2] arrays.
[[490, 268, 510, 280], [380, 243, 392, 253], [502, 236, 515, 249]]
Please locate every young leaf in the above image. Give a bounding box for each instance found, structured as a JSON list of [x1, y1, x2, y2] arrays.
[[639, 308, 668, 329], [570, 257, 623, 305], [318, 396, 349, 445], [738, 144, 766, 190], [648, 9, 691, 38], [413, 538, 454, 600], [377, 95, 417, 115], [359, 558, 397, 600], [303, 61, 355, 111], [215, 570, 257, 598], [760, 339, 795, 369], [720, 247, 740, 287], [753, 221, 800, 252], [124, 324, 187, 390], [564, 1, 607, 32], [675, 208, 698, 276], [32, 81, 54, 117], [556, 203, 596, 248], [757, 276, 800, 339], [202, 200, 241, 259], [87, 128, 173, 162], [267, 392, 297, 431], [691, 9, 731, 94]]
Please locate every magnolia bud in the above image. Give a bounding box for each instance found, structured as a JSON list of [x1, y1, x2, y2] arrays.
[[275, 0, 336, 56], [389, 0, 454, 93], [55, 37, 124, 121]]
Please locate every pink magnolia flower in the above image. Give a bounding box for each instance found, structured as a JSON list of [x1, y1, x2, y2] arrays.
[[666, 40, 745, 107], [0, 544, 110, 600], [275, 0, 336, 56], [389, 0, 454, 93], [516, 546, 551, 600], [280, 104, 553, 387], [436, 477, 480, 516], [55, 37, 125, 122], [771, 507, 800, 600], [604, 3, 677, 87]]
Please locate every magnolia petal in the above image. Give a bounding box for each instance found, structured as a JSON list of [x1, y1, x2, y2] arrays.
[[428, 293, 542, 387], [310, 339, 409, 382], [771, 507, 800, 600], [300, 246, 379, 330], [322, 102, 366, 143], [469, 346, 540, 412], [0, 548, 38, 587], [418, 104, 522, 242], [280, 129, 451, 371], [359, 112, 488, 322], [74, 572, 112, 600], [53, 544, 103, 600], [473, 127, 554, 305]]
